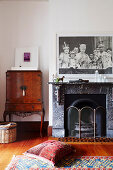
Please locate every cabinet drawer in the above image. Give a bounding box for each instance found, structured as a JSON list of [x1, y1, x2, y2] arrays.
[[5, 104, 42, 112]]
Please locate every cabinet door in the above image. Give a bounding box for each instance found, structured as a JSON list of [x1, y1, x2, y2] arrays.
[[24, 71, 42, 103], [6, 72, 24, 103]]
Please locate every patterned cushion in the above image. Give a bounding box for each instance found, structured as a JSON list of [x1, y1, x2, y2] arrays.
[[6, 155, 54, 170], [24, 140, 73, 165]]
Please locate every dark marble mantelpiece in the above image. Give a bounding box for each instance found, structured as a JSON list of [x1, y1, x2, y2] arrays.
[[48, 81, 113, 85], [49, 82, 113, 138]]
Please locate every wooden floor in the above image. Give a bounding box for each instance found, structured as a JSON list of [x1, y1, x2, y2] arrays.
[[1, 132, 113, 170]]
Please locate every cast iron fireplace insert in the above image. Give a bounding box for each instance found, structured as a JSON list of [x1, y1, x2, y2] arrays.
[[64, 94, 106, 138]]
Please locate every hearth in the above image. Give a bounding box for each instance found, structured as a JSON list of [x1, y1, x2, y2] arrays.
[[49, 82, 113, 138]]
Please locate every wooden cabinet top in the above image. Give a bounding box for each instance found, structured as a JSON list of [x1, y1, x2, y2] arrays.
[[7, 70, 41, 73]]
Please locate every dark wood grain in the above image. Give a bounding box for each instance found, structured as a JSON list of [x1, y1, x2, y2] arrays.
[[6, 71, 42, 104], [1, 132, 113, 170]]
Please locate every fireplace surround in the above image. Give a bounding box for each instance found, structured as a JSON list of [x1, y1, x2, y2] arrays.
[[49, 82, 113, 138]]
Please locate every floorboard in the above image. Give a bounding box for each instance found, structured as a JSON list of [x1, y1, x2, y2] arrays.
[[0, 132, 113, 170]]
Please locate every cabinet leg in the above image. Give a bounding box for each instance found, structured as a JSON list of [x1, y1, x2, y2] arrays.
[[3, 112, 6, 122], [9, 114, 11, 122], [40, 108, 45, 137], [3, 112, 11, 122]]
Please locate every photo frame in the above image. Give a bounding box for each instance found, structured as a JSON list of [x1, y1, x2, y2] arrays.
[[56, 34, 113, 79], [14, 47, 38, 69]]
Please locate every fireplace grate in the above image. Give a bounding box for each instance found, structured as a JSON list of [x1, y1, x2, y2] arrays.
[[73, 121, 95, 138]]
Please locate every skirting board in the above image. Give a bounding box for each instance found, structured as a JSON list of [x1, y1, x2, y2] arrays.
[[1, 121, 49, 136], [15, 121, 48, 132]]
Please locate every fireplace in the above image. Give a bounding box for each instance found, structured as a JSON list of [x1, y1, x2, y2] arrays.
[[65, 94, 106, 138], [49, 82, 113, 138]]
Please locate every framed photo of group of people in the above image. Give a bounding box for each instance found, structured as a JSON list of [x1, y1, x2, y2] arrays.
[[56, 34, 112, 78]]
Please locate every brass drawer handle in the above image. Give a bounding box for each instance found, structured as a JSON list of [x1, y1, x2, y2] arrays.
[[20, 86, 27, 96]]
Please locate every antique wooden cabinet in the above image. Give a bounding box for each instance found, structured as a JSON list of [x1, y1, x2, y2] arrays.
[[4, 70, 44, 136]]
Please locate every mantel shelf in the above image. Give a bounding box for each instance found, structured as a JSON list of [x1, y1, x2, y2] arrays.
[[48, 82, 113, 85]]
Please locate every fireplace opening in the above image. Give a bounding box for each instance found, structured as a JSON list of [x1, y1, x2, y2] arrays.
[[64, 94, 106, 138]]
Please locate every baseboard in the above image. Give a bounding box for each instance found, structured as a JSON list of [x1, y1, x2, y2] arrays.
[[48, 126, 52, 136], [0, 121, 49, 136], [15, 121, 48, 131]]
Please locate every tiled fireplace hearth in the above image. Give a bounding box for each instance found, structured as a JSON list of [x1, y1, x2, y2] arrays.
[[49, 82, 113, 138]]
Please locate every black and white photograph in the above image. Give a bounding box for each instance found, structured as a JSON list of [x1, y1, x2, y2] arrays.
[[57, 35, 112, 74]]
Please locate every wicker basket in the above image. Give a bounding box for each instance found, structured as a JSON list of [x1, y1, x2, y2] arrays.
[[0, 122, 17, 143]]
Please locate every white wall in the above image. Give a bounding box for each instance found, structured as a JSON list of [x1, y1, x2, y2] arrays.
[[1, 0, 113, 124], [49, 0, 113, 126], [0, 0, 49, 121]]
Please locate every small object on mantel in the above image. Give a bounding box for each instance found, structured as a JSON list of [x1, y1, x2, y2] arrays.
[[56, 76, 65, 83], [69, 79, 89, 83]]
